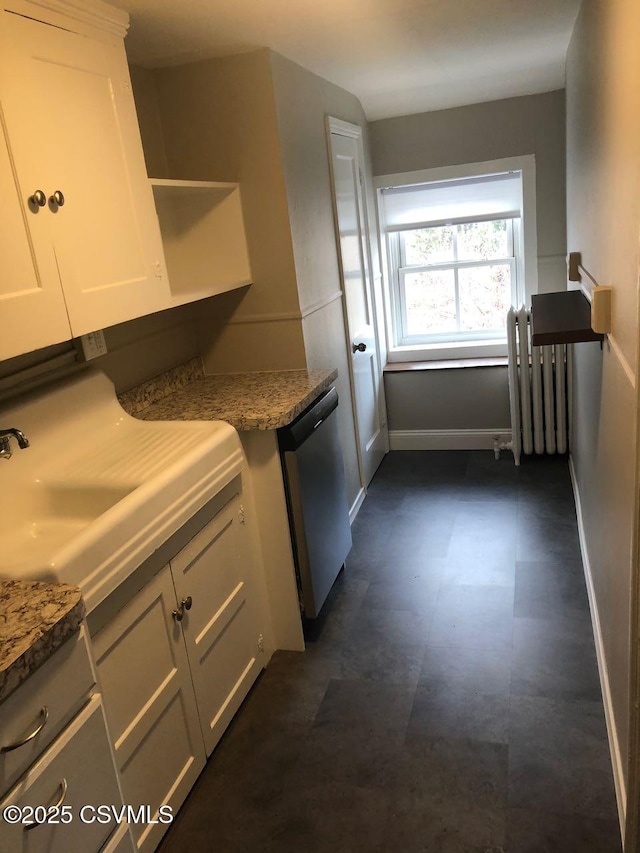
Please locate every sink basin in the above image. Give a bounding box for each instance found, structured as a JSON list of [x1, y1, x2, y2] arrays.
[[0, 370, 243, 611]]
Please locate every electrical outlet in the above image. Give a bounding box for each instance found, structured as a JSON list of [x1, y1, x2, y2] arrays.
[[80, 330, 108, 360]]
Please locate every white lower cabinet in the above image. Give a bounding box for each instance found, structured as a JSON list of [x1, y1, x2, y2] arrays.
[[0, 696, 123, 853], [93, 485, 267, 851], [92, 565, 205, 853], [171, 493, 264, 756]]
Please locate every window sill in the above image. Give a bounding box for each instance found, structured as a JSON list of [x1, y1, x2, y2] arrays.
[[384, 356, 508, 373], [387, 339, 507, 363]]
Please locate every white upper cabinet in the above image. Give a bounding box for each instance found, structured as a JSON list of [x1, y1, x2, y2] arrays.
[[0, 0, 170, 360], [0, 106, 71, 360]]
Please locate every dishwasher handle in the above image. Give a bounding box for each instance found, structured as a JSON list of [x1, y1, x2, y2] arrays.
[[278, 386, 339, 450]]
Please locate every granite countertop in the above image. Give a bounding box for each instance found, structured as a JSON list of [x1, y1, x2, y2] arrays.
[[119, 359, 338, 430], [0, 580, 85, 704]]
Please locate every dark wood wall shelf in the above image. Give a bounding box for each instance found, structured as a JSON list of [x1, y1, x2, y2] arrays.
[[531, 290, 603, 346]]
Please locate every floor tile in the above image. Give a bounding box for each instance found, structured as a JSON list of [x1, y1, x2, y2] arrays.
[[516, 513, 582, 561], [360, 573, 443, 614], [508, 695, 618, 820], [420, 644, 512, 693], [428, 584, 514, 650], [514, 559, 589, 618], [348, 606, 432, 646], [407, 681, 510, 744], [507, 807, 622, 852], [312, 678, 416, 745], [511, 615, 601, 700], [384, 737, 509, 852], [335, 637, 426, 687]]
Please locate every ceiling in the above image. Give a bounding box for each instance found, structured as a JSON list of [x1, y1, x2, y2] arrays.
[[111, 0, 583, 120]]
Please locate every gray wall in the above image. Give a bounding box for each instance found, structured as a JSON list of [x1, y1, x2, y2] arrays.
[[385, 367, 510, 432], [141, 50, 375, 509], [368, 90, 567, 437], [269, 52, 379, 507], [151, 50, 307, 374], [566, 0, 640, 813]]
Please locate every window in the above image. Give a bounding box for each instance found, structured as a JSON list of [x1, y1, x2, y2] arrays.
[[394, 219, 517, 345], [378, 162, 535, 362]]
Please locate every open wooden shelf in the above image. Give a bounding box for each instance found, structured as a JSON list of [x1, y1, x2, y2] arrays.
[[531, 290, 603, 346]]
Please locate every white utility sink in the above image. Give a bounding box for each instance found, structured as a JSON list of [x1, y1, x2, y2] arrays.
[[0, 369, 243, 611]]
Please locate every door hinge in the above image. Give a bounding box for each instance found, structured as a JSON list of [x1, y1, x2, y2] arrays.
[[153, 260, 163, 278], [257, 634, 264, 654], [238, 505, 246, 525]]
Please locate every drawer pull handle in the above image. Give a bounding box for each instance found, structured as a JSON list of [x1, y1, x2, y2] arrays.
[[1, 706, 49, 753], [24, 778, 68, 831]]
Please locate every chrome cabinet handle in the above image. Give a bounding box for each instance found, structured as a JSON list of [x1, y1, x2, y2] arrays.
[[1, 707, 49, 753], [172, 597, 192, 622], [50, 190, 65, 207], [352, 342, 367, 353], [29, 190, 46, 207], [24, 778, 68, 831]]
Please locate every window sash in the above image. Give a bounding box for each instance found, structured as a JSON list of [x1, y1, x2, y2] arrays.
[[391, 219, 518, 347]]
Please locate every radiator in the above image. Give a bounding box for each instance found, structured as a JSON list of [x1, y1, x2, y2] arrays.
[[506, 307, 572, 466]]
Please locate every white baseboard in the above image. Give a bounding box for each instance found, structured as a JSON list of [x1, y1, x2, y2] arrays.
[[349, 487, 366, 524], [389, 428, 512, 451], [569, 456, 626, 841]]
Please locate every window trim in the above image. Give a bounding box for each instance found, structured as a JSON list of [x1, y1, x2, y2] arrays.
[[375, 156, 538, 363]]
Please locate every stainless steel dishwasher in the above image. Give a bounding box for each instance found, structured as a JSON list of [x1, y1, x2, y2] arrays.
[[278, 386, 352, 618]]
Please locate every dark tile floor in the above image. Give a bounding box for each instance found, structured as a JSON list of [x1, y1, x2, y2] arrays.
[[158, 451, 622, 853]]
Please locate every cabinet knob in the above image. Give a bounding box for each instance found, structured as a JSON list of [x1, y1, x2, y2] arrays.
[[50, 190, 65, 207], [29, 190, 46, 208], [172, 597, 193, 622]]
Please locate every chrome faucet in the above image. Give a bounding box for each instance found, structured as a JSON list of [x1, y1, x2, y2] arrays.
[[0, 428, 30, 460]]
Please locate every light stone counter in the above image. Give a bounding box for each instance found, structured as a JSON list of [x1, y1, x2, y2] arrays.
[[119, 360, 338, 430], [0, 580, 85, 703]]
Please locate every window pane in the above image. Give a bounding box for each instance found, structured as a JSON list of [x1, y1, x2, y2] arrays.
[[403, 226, 454, 265], [456, 220, 509, 261], [404, 270, 457, 335], [458, 264, 512, 331]]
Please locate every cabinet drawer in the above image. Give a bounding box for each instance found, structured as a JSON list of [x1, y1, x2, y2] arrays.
[[0, 629, 95, 797], [101, 822, 135, 853], [0, 695, 122, 853]]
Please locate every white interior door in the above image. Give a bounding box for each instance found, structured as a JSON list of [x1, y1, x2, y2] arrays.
[[327, 119, 385, 487]]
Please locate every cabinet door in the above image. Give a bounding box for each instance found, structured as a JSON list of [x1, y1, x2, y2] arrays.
[[171, 493, 265, 756], [92, 565, 205, 853], [0, 11, 170, 338], [0, 107, 70, 360]]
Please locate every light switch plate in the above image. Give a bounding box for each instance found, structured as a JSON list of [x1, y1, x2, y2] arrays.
[[80, 330, 108, 360]]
